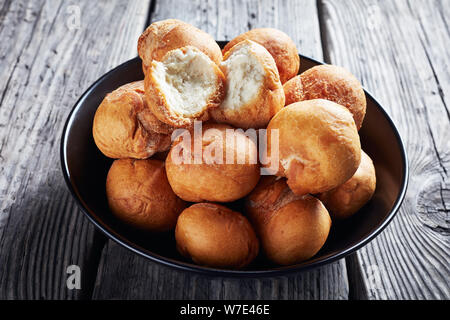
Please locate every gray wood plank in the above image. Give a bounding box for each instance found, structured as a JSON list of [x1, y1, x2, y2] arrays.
[[320, 0, 450, 299], [0, 0, 151, 299], [93, 0, 351, 300]]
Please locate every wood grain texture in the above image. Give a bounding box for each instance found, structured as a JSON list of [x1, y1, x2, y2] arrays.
[[0, 0, 150, 299], [2, 0, 447, 300], [320, 0, 450, 299], [92, 0, 351, 300]]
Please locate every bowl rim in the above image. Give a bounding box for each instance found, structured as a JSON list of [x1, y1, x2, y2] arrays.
[[60, 53, 409, 278]]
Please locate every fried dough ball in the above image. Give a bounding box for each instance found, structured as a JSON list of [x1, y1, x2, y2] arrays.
[[245, 176, 331, 265], [175, 203, 259, 269], [319, 150, 376, 219], [211, 40, 285, 129], [223, 28, 299, 83], [265, 99, 361, 195], [166, 123, 260, 202], [283, 65, 366, 129], [106, 159, 186, 232], [92, 81, 172, 159], [138, 19, 222, 67], [144, 46, 225, 128]]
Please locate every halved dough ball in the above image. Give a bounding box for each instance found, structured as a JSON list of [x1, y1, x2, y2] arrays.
[[266, 99, 361, 195], [223, 28, 300, 83], [93, 81, 171, 159], [138, 19, 222, 67], [175, 203, 259, 269], [106, 159, 186, 232], [319, 150, 376, 219], [144, 46, 225, 128], [211, 40, 285, 129], [283, 65, 367, 129], [166, 123, 260, 202], [245, 176, 331, 265]]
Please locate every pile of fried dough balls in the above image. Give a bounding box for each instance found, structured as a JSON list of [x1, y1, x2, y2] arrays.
[[92, 19, 376, 269]]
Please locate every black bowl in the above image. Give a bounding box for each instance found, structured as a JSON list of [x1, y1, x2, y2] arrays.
[[61, 42, 408, 277]]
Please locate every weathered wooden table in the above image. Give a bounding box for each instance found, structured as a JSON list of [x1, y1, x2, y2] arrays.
[[0, 0, 448, 300]]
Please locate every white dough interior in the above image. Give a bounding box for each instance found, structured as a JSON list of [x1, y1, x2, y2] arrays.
[[221, 44, 264, 110], [152, 47, 217, 116]]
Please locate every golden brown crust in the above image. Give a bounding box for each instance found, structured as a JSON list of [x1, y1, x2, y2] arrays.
[[137, 108, 176, 135], [92, 81, 172, 159], [165, 123, 260, 202], [106, 159, 186, 232], [144, 46, 226, 128], [283, 75, 304, 106], [266, 99, 361, 195], [283, 65, 366, 130], [245, 177, 331, 265], [245, 176, 302, 229], [211, 40, 285, 129], [175, 203, 259, 269], [138, 19, 222, 66], [223, 28, 300, 83], [319, 150, 376, 219]]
